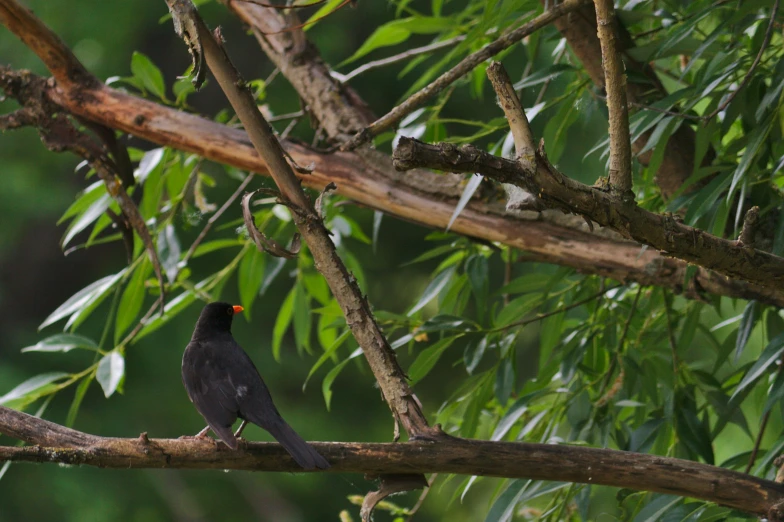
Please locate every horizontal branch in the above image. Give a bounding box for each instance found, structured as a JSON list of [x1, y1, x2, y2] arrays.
[[0, 67, 777, 307], [0, 407, 782, 517], [393, 138, 784, 291]]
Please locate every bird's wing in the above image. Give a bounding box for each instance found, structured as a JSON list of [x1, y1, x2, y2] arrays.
[[182, 340, 240, 433]]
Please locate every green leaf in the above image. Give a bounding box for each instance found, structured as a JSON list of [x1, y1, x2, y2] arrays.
[[97, 351, 125, 398], [135, 287, 199, 341], [728, 110, 775, 201], [304, 329, 352, 390], [158, 224, 181, 283], [66, 374, 93, 427], [495, 358, 514, 406], [238, 248, 266, 317], [632, 494, 681, 522], [734, 300, 759, 362], [462, 372, 493, 438], [732, 332, 784, 400], [115, 257, 152, 344], [484, 479, 527, 522], [464, 336, 487, 374], [514, 64, 574, 90], [21, 333, 98, 354], [191, 239, 244, 258], [496, 275, 547, 296], [322, 358, 351, 411], [341, 23, 412, 66], [0, 372, 69, 407], [61, 191, 112, 248], [293, 281, 312, 355], [40, 272, 126, 330], [408, 336, 459, 384], [272, 285, 296, 362], [130, 51, 167, 100], [408, 266, 456, 316], [674, 392, 714, 464], [372, 210, 383, 254], [447, 174, 483, 231], [466, 254, 489, 314], [494, 294, 541, 327]]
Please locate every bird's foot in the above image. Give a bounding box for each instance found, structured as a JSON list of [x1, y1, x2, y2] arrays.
[[179, 426, 215, 444]]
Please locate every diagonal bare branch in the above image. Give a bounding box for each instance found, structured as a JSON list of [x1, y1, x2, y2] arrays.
[[164, 0, 438, 440]]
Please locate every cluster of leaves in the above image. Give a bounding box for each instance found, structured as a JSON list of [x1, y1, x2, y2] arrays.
[[3, 0, 784, 520]]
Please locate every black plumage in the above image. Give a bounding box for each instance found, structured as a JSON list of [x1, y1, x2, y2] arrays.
[[182, 302, 329, 470]]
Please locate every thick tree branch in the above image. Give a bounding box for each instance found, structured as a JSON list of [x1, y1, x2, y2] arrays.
[[339, 0, 590, 151], [393, 138, 784, 291], [592, 0, 632, 197], [1, 2, 783, 308], [164, 0, 438, 440], [0, 406, 783, 518]]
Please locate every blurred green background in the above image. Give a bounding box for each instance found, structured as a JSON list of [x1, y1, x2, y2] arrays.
[[0, 0, 612, 520]]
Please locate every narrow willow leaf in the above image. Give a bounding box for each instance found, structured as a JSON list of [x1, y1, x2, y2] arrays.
[[66, 374, 94, 427], [0, 372, 69, 406], [97, 351, 125, 398], [304, 329, 352, 390], [466, 254, 489, 314], [632, 494, 681, 522], [40, 272, 125, 330], [494, 358, 514, 406], [484, 479, 528, 522], [272, 286, 296, 361], [115, 257, 152, 344], [293, 281, 312, 355], [61, 192, 112, 248], [732, 332, 784, 400], [464, 337, 487, 374], [447, 174, 483, 231], [372, 210, 383, 254], [408, 266, 456, 316], [462, 372, 493, 438], [734, 300, 759, 362], [238, 247, 265, 317], [408, 336, 459, 384], [158, 224, 181, 283], [322, 358, 351, 411], [495, 294, 540, 327], [22, 333, 98, 354]]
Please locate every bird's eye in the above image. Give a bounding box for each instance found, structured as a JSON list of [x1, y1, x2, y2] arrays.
[[227, 307, 233, 315]]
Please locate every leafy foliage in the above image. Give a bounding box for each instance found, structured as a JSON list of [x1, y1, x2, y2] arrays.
[[2, 0, 784, 520]]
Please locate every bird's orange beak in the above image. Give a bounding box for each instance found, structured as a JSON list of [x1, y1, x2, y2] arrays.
[[233, 305, 244, 314]]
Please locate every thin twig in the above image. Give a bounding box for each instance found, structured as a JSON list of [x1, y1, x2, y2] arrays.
[[405, 474, 436, 522], [702, 0, 779, 122], [339, 0, 589, 151], [488, 283, 621, 333], [268, 110, 304, 122], [183, 173, 255, 264], [593, 0, 632, 196], [340, 36, 466, 83]]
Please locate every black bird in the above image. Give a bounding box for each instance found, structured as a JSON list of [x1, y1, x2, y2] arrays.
[[182, 301, 329, 470]]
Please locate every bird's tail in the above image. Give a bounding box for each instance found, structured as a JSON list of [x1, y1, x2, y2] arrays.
[[247, 413, 329, 470]]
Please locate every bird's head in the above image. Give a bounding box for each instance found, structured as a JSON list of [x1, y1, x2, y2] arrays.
[[194, 302, 244, 335]]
